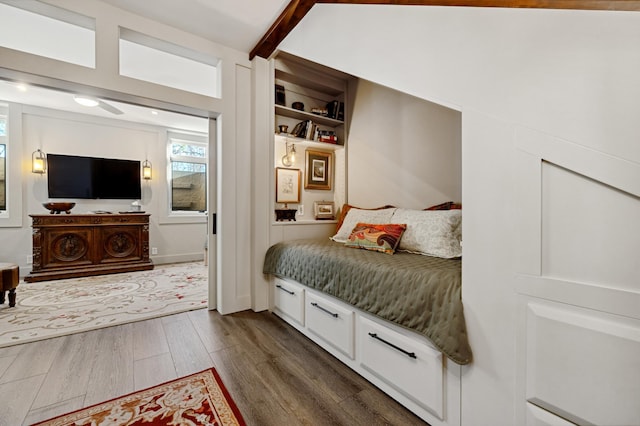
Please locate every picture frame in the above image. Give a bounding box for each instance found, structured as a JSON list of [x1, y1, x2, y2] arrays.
[[304, 149, 333, 190], [314, 201, 335, 220], [275, 167, 301, 204]]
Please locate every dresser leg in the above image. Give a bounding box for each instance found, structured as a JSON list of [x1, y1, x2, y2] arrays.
[[0, 290, 4, 304], [8, 289, 16, 307]]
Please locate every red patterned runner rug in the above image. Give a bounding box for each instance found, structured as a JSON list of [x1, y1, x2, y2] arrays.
[[33, 368, 246, 426]]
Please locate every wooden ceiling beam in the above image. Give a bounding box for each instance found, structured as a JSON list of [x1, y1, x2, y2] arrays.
[[250, 0, 640, 59], [249, 0, 317, 60], [317, 0, 640, 7]]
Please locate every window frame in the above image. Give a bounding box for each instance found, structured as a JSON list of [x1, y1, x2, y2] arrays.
[[0, 103, 23, 227], [167, 134, 208, 218]]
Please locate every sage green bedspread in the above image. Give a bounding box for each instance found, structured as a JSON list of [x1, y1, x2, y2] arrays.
[[263, 239, 472, 365]]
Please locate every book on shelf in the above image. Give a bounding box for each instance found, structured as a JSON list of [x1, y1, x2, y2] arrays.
[[291, 120, 305, 138], [290, 120, 315, 140], [318, 129, 338, 144], [325, 100, 344, 121], [275, 84, 286, 106], [290, 120, 338, 143], [310, 107, 328, 116]]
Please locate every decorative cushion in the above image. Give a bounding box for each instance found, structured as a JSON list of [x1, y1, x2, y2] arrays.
[[331, 207, 397, 243], [335, 203, 395, 234], [345, 223, 407, 254], [425, 201, 462, 210], [392, 208, 462, 258]]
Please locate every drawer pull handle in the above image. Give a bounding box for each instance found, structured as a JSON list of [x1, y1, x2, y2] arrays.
[[368, 332, 417, 359], [275, 284, 295, 295], [310, 302, 338, 318]]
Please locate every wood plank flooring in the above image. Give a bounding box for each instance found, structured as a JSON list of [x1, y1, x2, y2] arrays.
[[0, 309, 427, 425]]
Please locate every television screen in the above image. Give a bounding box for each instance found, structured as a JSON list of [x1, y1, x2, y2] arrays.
[[95, 158, 142, 199], [47, 154, 95, 199], [47, 154, 141, 200]]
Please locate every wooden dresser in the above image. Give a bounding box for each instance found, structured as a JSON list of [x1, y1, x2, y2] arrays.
[[26, 213, 153, 282]]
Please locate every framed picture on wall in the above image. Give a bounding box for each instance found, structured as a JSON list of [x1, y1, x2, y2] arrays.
[[304, 149, 332, 190], [314, 201, 335, 220], [275, 167, 301, 204]]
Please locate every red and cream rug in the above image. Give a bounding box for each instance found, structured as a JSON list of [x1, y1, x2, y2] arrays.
[[33, 368, 245, 426], [0, 262, 208, 347]]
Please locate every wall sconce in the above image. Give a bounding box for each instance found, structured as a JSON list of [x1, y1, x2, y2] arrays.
[[281, 141, 297, 167], [142, 160, 152, 180], [32, 149, 46, 174]]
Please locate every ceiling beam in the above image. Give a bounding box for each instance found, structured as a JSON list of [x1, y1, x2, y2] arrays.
[[249, 0, 640, 60], [249, 0, 317, 60]]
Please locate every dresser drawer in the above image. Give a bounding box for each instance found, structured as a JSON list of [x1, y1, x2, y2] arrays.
[[273, 277, 305, 326], [306, 292, 355, 358], [526, 403, 576, 426], [358, 316, 444, 419]]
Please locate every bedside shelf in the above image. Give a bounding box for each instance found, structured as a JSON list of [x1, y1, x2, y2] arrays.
[[274, 134, 343, 150]]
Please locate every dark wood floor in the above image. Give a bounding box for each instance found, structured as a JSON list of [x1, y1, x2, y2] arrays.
[[0, 309, 427, 425]]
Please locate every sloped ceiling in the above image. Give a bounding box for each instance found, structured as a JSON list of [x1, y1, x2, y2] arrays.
[[98, 0, 640, 59]]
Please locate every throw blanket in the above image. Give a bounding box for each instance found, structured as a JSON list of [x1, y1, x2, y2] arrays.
[[263, 239, 472, 365]]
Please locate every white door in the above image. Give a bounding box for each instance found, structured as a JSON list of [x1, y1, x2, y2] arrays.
[[207, 117, 217, 309]]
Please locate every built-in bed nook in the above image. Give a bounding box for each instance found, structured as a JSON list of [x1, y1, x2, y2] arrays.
[[265, 53, 465, 425], [264, 203, 469, 425]]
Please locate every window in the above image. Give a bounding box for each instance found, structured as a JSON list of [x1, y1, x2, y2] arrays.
[[0, 103, 19, 226], [0, 2, 95, 68], [119, 28, 219, 98], [169, 138, 207, 213]]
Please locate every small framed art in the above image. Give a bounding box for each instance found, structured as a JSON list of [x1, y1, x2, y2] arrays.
[[304, 149, 332, 190], [275, 167, 301, 203], [314, 201, 335, 220]]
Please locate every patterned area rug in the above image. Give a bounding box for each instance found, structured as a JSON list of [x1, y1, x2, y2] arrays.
[[32, 368, 245, 426], [0, 262, 208, 347]]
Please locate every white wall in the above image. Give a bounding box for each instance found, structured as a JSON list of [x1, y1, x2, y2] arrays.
[[348, 79, 461, 209], [280, 4, 640, 425]]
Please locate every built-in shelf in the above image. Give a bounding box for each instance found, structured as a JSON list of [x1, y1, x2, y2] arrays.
[[275, 134, 343, 150], [275, 105, 344, 127], [272, 53, 349, 228]]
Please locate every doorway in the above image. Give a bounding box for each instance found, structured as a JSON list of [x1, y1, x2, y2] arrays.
[[0, 76, 217, 308]]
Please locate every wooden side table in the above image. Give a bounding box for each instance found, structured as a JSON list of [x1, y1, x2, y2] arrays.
[[275, 209, 297, 221], [0, 262, 19, 308]]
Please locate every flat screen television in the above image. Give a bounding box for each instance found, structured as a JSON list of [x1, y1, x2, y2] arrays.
[[47, 153, 142, 200]]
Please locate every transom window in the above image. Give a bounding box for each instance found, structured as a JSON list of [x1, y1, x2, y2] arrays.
[[0, 2, 95, 68], [119, 28, 219, 98]]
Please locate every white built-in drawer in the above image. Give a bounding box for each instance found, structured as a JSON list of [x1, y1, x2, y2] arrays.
[[273, 277, 305, 326], [525, 300, 640, 426], [526, 403, 576, 426], [358, 316, 444, 419], [305, 292, 354, 358]]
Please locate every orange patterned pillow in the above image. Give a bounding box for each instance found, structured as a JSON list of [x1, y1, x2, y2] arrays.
[[345, 223, 407, 254]]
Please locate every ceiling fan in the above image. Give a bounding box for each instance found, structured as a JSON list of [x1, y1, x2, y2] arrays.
[[73, 95, 124, 115]]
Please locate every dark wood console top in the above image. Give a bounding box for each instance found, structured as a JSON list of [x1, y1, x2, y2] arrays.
[[26, 213, 153, 282], [30, 213, 151, 226]]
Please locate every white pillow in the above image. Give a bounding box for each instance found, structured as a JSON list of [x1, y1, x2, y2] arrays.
[[331, 207, 397, 243], [392, 208, 462, 258]]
